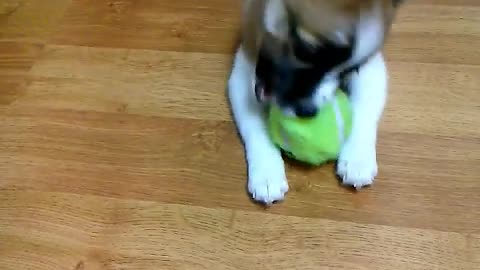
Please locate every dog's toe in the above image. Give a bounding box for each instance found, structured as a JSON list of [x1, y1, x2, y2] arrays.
[[337, 141, 378, 189], [248, 157, 289, 205]]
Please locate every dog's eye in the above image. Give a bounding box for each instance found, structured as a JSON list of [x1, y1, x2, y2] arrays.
[[292, 38, 318, 62], [295, 27, 322, 49], [291, 28, 323, 62]]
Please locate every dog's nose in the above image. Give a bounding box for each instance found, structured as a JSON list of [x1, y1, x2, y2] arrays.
[[295, 104, 318, 118]]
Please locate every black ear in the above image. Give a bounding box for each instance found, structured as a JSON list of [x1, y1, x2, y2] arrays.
[[393, 0, 405, 7]]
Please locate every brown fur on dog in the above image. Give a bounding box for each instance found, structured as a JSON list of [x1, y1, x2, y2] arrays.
[[241, 0, 400, 63]]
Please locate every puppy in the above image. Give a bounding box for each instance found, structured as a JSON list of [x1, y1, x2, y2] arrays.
[[228, 0, 403, 204]]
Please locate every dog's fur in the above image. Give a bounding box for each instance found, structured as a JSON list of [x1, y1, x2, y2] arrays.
[[228, 0, 403, 204]]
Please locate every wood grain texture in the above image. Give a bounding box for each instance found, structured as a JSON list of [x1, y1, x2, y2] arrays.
[[1, 191, 478, 270], [1, 0, 479, 269], [50, 0, 241, 53]]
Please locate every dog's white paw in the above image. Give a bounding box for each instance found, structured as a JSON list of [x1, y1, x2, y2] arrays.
[[337, 140, 378, 189], [248, 154, 289, 205]]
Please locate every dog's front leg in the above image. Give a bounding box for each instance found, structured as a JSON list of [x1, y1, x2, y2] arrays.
[[228, 47, 289, 204], [337, 52, 388, 188]]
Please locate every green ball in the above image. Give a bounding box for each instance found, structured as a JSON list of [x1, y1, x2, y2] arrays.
[[267, 89, 352, 165]]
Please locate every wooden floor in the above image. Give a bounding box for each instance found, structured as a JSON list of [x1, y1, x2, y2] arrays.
[[1, 0, 479, 269]]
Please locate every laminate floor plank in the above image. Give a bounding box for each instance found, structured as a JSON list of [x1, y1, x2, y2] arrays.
[[0, 191, 477, 270]]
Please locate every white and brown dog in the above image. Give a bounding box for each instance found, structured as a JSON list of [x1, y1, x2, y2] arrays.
[[228, 0, 403, 204]]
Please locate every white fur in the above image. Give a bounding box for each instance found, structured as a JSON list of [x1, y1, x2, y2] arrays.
[[312, 75, 339, 107], [333, 30, 350, 46], [337, 52, 387, 188], [351, 5, 384, 66], [263, 0, 288, 38], [228, 47, 289, 204]]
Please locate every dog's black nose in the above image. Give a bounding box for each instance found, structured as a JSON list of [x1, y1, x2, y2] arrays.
[[295, 104, 318, 118]]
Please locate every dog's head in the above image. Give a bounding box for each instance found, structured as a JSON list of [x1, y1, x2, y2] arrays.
[[254, 0, 403, 117]]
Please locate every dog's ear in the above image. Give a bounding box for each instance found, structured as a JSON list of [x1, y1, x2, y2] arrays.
[[263, 0, 289, 39], [392, 0, 405, 7]]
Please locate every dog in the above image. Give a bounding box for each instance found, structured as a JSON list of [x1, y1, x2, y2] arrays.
[[228, 0, 403, 204]]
